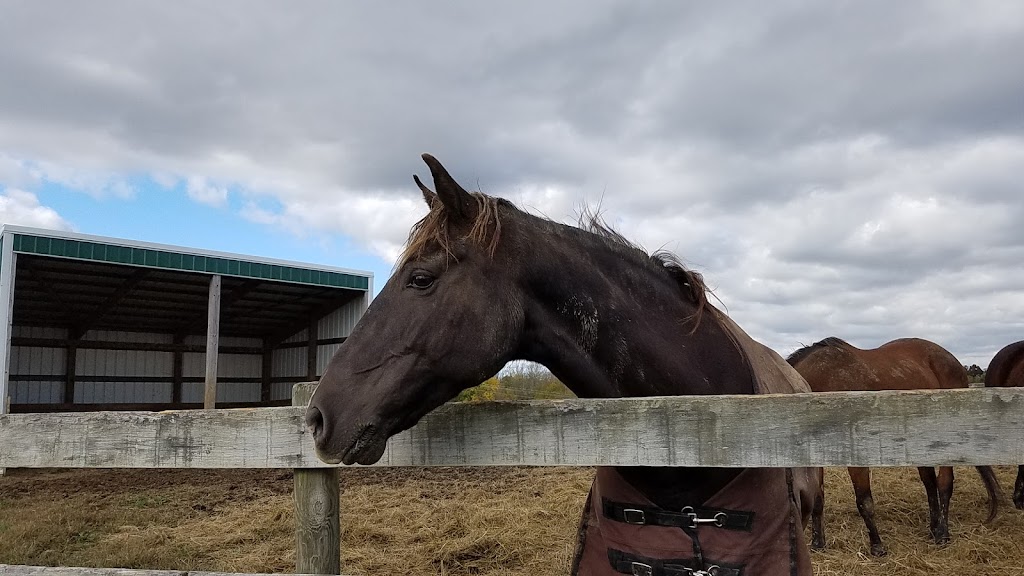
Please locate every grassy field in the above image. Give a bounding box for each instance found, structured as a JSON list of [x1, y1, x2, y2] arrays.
[[2, 466, 1023, 575]]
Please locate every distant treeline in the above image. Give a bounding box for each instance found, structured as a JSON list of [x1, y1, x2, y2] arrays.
[[456, 362, 575, 402], [965, 364, 984, 384]]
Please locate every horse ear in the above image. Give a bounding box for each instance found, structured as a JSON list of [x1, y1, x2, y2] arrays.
[[421, 153, 474, 221], [413, 174, 437, 208]]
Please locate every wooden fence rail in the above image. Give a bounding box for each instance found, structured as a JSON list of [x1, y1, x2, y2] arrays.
[[2, 383, 1024, 575], [3, 385, 1024, 469]]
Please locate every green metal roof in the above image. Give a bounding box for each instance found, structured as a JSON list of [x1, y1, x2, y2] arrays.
[[1, 226, 370, 291]]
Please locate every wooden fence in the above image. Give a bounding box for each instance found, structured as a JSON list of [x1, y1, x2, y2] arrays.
[[2, 383, 1024, 575]]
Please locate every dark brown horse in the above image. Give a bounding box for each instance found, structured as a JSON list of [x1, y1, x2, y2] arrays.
[[305, 154, 818, 575], [984, 339, 1024, 508], [787, 337, 1002, 557]]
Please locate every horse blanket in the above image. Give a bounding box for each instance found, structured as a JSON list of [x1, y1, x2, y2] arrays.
[[570, 309, 816, 576]]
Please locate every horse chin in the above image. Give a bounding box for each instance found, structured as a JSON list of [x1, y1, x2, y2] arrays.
[[313, 449, 344, 466], [345, 439, 388, 465], [340, 424, 388, 466]]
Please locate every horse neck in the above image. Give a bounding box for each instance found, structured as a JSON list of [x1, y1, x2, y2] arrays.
[[512, 218, 756, 400], [510, 217, 757, 508]]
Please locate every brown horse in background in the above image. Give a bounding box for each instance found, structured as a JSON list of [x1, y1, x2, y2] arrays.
[[787, 336, 1002, 557], [985, 339, 1024, 508]]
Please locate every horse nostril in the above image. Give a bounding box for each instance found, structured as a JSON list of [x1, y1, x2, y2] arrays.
[[304, 406, 324, 440]]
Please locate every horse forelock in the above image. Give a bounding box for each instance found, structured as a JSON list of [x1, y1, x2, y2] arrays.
[[398, 192, 505, 268]]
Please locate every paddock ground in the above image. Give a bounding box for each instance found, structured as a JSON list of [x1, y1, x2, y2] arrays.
[[1, 466, 1022, 575]]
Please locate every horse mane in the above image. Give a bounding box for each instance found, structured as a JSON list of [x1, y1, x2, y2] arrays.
[[399, 192, 508, 267], [398, 190, 710, 327], [576, 205, 710, 325], [786, 336, 851, 366]]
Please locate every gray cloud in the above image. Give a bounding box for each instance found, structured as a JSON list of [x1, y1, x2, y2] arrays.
[[0, 0, 1022, 366]]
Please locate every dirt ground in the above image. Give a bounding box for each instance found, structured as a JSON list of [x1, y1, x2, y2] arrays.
[[1, 465, 1023, 575]]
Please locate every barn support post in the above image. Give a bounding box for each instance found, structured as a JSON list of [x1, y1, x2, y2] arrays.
[[0, 232, 16, 476], [260, 342, 274, 402], [63, 343, 77, 404], [171, 334, 184, 404], [203, 275, 222, 410], [292, 382, 340, 575], [307, 316, 318, 381]]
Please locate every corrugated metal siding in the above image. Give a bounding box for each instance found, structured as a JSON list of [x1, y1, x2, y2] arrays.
[[76, 382, 171, 404], [10, 326, 67, 403], [10, 381, 62, 403], [182, 336, 262, 347], [273, 342, 308, 379], [11, 344, 65, 374], [180, 335, 263, 403], [8, 295, 365, 407], [181, 382, 261, 403], [82, 330, 174, 344], [182, 353, 261, 378], [11, 329, 266, 406], [78, 349, 173, 377], [272, 380, 300, 401], [316, 343, 343, 375], [270, 298, 365, 401], [319, 298, 366, 339], [11, 326, 67, 339]]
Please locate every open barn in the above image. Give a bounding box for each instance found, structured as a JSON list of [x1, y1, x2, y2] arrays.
[[0, 224, 372, 414]]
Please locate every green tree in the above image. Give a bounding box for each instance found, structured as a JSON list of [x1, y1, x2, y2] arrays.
[[455, 377, 503, 403], [964, 363, 985, 384]]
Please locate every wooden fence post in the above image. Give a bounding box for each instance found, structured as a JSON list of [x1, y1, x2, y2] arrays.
[[293, 382, 340, 575]]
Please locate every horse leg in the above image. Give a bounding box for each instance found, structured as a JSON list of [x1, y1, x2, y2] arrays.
[[1015, 465, 1024, 510], [934, 466, 954, 545], [811, 469, 826, 550], [849, 467, 886, 556], [918, 467, 941, 541]]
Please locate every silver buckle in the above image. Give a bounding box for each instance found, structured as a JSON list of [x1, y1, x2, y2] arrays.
[[681, 506, 728, 528], [622, 508, 646, 525], [631, 562, 653, 576]]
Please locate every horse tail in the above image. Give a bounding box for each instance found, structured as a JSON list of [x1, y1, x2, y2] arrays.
[[975, 465, 1004, 524]]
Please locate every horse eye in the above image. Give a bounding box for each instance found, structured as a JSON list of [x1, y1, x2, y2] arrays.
[[409, 274, 435, 289]]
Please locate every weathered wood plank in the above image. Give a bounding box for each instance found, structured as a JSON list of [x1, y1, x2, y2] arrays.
[[204, 275, 222, 410], [2, 387, 1024, 469], [292, 384, 340, 575], [0, 565, 338, 576]]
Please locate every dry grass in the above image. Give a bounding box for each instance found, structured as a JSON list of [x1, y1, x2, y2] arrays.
[[2, 466, 1024, 575]]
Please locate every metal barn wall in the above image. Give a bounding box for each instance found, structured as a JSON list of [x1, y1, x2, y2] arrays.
[[181, 335, 262, 403], [270, 296, 367, 399], [9, 328, 267, 405], [8, 326, 64, 404], [8, 288, 369, 406], [78, 330, 173, 404]]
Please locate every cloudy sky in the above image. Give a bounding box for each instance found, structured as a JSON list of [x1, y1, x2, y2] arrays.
[[1, 1, 1022, 367]]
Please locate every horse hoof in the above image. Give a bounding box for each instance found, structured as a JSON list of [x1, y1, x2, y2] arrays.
[[811, 539, 826, 551], [934, 533, 951, 546], [870, 544, 887, 557]]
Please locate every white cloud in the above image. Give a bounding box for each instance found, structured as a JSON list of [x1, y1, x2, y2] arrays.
[[0, 188, 73, 231], [185, 175, 228, 207]]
